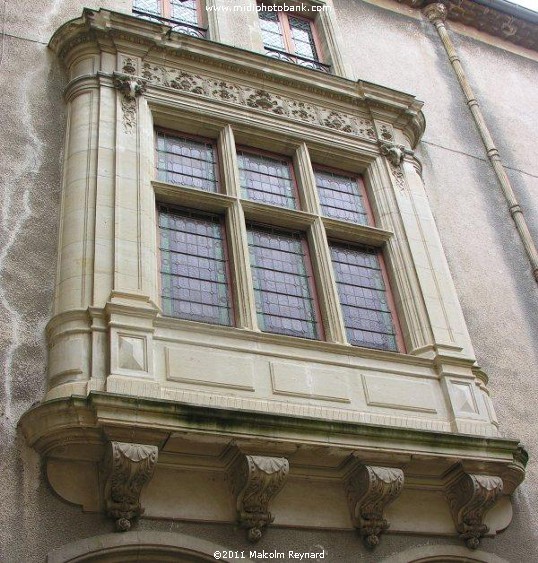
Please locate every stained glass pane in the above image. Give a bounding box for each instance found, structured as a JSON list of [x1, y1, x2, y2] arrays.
[[315, 170, 369, 225], [259, 10, 286, 51], [159, 206, 232, 325], [170, 0, 198, 24], [134, 0, 161, 14], [330, 243, 397, 351], [156, 132, 218, 192], [289, 17, 318, 61], [248, 226, 318, 339], [238, 151, 297, 209]]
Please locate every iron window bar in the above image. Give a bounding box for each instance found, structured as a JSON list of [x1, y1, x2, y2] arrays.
[[132, 8, 208, 38], [264, 47, 331, 73]]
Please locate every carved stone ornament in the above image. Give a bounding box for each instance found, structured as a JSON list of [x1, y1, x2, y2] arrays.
[[113, 73, 147, 133], [446, 473, 503, 549], [346, 465, 404, 548], [231, 455, 289, 542], [103, 441, 158, 532], [380, 142, 408, 190]]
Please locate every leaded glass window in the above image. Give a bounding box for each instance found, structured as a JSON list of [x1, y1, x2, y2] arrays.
[[133, 0, 206, 38], [248, 226, 319, 339], [330, 243, 397, 351], [289, 16, 318, 61], [315, 170, 369, 225], [237, 151, 297, 209], [170, 0, 197, 24], [156, 132, 218, 192], [259, 10, 286, 51], [159, 206, 232, 325]]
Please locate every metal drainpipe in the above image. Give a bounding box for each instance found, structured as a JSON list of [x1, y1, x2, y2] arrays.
[[423, 2, 538, 283]]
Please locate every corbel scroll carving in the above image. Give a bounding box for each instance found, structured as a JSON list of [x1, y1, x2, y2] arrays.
[[446, 473, 503, 549], [231, 455, 289, 542], [346, 465, 404, 548], [103, 441, 158, 532], [380, 141, 408, 189], [113, 73, 147, 133]]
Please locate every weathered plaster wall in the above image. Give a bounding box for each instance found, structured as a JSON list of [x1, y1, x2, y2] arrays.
[[1, 0, 537, 561], [334, 0, 538, 560]]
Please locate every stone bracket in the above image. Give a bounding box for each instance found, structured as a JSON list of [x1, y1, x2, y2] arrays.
[[446, 472, 503, 549], [230, 454, 289, 542], [346, 464, 404, 548], [103, 441, 158, 532], [113, 72, 146, 133]]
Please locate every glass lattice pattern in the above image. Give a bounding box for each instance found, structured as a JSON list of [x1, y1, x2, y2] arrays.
[[248, 226, 318, 339], [330, 243, 397, 351], [170, 0, 198, 24], [159, 206, 232, 325], [134, 0, 161, 15], [156, 132, 218, 192], [289, 16, 318, 61], [259, 10, 286, 51], [315, 170, 369, 225], [238, 151, 297, 209]]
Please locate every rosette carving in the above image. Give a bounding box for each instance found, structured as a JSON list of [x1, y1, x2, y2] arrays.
[[446, 473, 503, 549], [346, 465, 404, 548], [231, 455, 289, 542], [103, 441, 158, 532]]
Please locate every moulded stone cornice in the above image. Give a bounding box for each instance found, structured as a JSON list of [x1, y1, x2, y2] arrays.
[[399, 0, 538, 51], [19, 393, 527, 471], [49, 8, 426, 148]]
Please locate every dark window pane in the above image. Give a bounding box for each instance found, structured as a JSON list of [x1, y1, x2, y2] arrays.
[[238, 151, 297, 209], [156, 132, 218, 192], [316, 170, 369, 225], [248, 226, 318, 339], [159, 206, 232, 325], [330, 243, 397, 351]]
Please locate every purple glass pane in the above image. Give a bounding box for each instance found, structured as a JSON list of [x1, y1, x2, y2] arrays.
[[159, 206, 231, 325], [315, 170, 369, 225], [238, 151, 297, 209], [156, 132, 218, 192], [248, 225, 318, 339], [330, 243, 397, 351]]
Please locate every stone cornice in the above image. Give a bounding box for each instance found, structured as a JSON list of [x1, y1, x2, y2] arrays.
[[48, 8, 425, 148], [399, 0, 537, 51]]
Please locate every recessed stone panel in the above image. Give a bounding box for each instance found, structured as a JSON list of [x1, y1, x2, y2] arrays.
[[362, 373, 437, 413], [165, 345, 255, 391]]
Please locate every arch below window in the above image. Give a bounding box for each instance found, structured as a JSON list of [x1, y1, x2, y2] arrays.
[[46, 531, 256, 563], [378, 544, 509, 563]]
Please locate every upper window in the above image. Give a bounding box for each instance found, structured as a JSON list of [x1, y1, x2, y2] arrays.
[[154, 129, 402, 353], [258, 7, 329, 73], [133, 0, 207, 38]]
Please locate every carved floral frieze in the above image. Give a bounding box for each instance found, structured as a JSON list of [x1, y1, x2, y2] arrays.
[[140, 62, 377, 140]]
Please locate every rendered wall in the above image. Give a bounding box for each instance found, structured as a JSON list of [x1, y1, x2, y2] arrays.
[[0, 0, 536, 561]]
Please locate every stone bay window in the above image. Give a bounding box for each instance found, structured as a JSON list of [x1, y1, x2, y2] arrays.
[[20, 8, 526, 552]]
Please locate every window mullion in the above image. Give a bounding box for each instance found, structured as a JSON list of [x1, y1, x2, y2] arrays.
[[308, 219, 347, 344], [219, 126, 259, 330], [295, 143, 347, 344]]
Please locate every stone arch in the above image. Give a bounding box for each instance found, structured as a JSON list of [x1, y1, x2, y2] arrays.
[[46, 531, 256, 563], [378, 544, 509, 563]]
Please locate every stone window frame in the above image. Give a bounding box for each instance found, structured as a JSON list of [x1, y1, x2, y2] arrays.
[[150, 115, 407, 352], [251, 0, 348, 77]]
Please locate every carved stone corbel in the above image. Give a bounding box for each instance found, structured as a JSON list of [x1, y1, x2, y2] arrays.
[[231, 455, 289, 542], [346, 464, 404, 548], [379, 141, 409, 189], [446, 473, 503, 549], [113, 73, 147, 133], [103, 441, 158, 532]]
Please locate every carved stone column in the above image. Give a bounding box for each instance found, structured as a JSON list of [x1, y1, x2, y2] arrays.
[[230, 455, 289, 542], [103, 441, 158, 532], [446, 472, 503, 549], [346, 464, 404, 548]]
